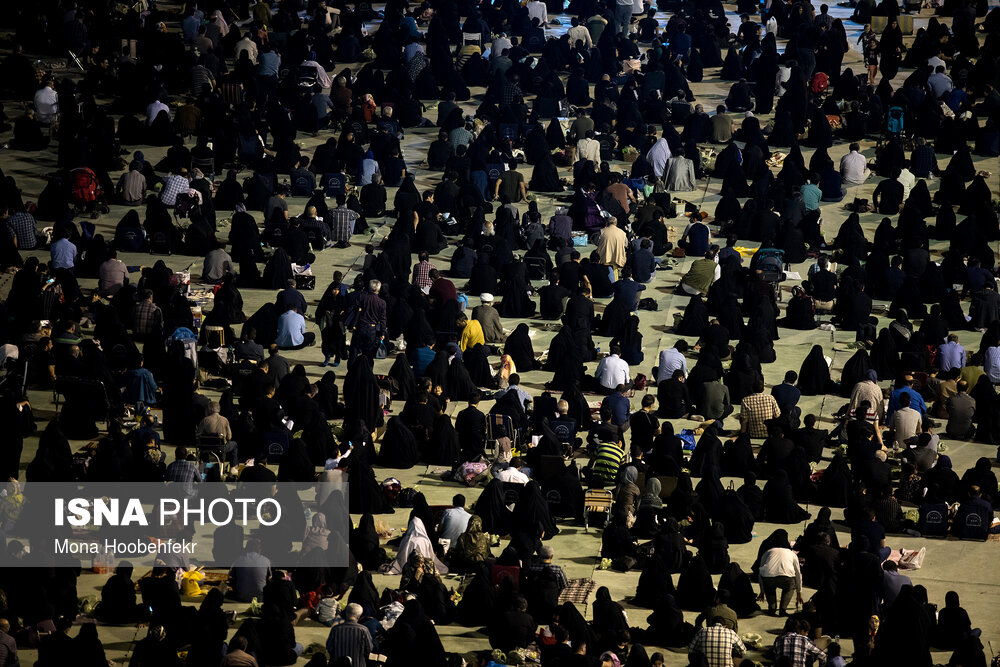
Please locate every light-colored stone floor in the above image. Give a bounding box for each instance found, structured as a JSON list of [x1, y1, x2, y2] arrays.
[[1, 0, 1000, 664]]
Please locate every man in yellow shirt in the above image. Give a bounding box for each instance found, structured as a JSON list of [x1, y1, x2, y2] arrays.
[[457, 313, 485, 352]]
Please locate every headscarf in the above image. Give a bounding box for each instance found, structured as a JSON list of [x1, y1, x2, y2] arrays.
[[212, 10, 229, 36], [639, 478, 663, 510], [301, 512, 330, 553], [451, 515, 491, 564], [388, 517, 448, 574], [504, 323, 536, 371]]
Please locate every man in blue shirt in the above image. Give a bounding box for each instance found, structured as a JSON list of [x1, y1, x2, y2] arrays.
[[50, 232, 76, 270], [256, 44, 281, 105], [276, 279, 308, 315], [181, 10, 202, 42], [938, 335, 966, 373], [410, 339, 436, 376], [887, 378, 927, 419], [943, 85, 969, 114], [984, 344, 1000, 384], [437, 494, 472, 543], [228, 539, 272, 601], [967, 257, 995, 292], [771, 370, 802, 412], [600, 384, 631, 427], [679, 219, 710, 256], [611, 266, 645, 310], [275, 306, 315, 350], [496, 373, 532, 411]]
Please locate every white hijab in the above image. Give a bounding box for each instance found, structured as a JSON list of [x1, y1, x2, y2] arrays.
[[647, 137, 672, 179], [388, 517, 448, 574], [212, 10, 229, 37]]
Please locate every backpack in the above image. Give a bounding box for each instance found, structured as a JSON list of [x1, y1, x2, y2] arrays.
[[397, 487, 417, 508], [887, 106, 905, 134], [810, 72, 829, 94], [175, 192, 198, 219], [70, 168, 99, 203]]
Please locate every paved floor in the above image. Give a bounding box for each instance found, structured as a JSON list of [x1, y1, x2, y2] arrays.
[[2, 0, 1000, 664]]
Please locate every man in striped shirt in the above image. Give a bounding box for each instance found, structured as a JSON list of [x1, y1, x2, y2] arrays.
[[591, 440, 626, 485], [326, 603, 373, 666]]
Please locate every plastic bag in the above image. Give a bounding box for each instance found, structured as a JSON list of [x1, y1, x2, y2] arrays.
[[897, 547, 926, 570], [678, 429, 697, 450]]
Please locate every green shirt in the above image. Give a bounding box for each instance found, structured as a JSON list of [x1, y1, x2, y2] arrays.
[[681, 258, 718, 295], [592, 443, 626, 485], [800, 183, 822, 211]]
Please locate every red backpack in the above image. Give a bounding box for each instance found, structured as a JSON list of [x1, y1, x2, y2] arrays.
[[70, 168, 99, 203], [811, 72, 829, 94]]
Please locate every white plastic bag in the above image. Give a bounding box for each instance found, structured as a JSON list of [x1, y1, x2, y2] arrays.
[[897, 546, 926, 570]]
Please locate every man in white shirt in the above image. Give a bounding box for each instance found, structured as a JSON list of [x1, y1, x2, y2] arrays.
[[496, 457, 530, 483], [576, 130, 601, 165], [840, 143, 871, 186], [889, 392, 922, 451], [758, 545, 803, 616], [596, 345, 631, 392], [98, 251, 130, 297], [146, 98, 169, 126], [235, 35, 259, 64], [656, 340, 690, 383], [897, 162, 916, 201], [33, 79, 59, 124], [527, 0, 548, 26], [492, 33, 513, 58], [567, 16, 593, 49], [927, 65, 953, 99]]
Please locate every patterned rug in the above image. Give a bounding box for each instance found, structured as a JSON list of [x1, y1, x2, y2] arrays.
[[558, 578, 596, 604]]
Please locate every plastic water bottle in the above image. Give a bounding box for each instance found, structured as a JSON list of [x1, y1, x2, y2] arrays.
[[303, 508, 312, 523]]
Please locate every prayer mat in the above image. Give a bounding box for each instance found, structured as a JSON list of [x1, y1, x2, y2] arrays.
[[558, 578, 596, 604]]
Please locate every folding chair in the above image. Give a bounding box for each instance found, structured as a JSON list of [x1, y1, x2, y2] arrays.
[[462, 32, 482, 47], [535, 455, 565, 482], [583, 489, 613, 532], [192, 155, 215, 176], [195, 434, 227, 469], [304, 227, 324, 250], [491, 564, 520, 589], [488, 413, 518, 450], [502, 482, 525, 506], [498, 123, 519, 142], [524, 255, 548, 281], [262, 429, 290, 462], [322, 172, 347, 197]]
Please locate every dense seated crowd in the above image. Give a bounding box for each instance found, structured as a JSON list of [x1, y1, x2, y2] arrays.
[[0, 0, 999, 665]]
